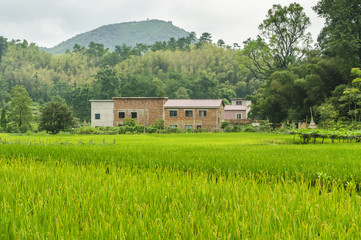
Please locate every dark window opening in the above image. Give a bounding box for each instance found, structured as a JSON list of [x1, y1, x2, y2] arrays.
[[131, 112, 137, 118], [119, 112, 125, 118], [170, 110, 177, 117], [95, 113, 100, 119], [185, 110, 193, 117], [199, 110, 207, 117]]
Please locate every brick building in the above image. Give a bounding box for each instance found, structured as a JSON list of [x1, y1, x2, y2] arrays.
[[163, 99, 224, 130], [113, 97, 167, 126], [90, 97, 250, 130]]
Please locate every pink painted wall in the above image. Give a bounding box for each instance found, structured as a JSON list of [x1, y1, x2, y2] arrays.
[[224, 110, 247, 120]]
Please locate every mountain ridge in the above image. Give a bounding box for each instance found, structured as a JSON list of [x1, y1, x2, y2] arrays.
[[43, 19, 191, 54]]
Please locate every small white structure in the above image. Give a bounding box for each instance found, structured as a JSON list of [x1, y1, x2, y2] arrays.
[[231, 98, 251, 117], [90, 100, 114, 127]]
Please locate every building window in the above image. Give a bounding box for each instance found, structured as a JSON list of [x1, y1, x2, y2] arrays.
[[95, 113, 100, 120], [131, 112, 137, 118], [197, 125, 202, 129], [199, 110, 207, 117], [170, 110, 177, 117], [119, 112, 125, 118], [185, 125, 193, 130], [185, 110, 193, 117], [169, 125, 177, 128], [236, 113, 242, 119], [236, 100, 243, 105]]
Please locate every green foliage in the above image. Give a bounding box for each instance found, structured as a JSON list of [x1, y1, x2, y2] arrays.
[[94, 67, 120, 99], [0, 36, 8, 62], [6, 121, 19, 133], [243, 125, 256, 132], [45, 20, 190, 54], [122, 118, 137, 127], [152, 118, 164, 129], [39, 100, 74, 134], [239, 3, 311, 79], [220, 121, 230, 129], [20, 124, 31, 134], [314, 0, 361, 66], [259, 3, 311, 69], [0, 108, 6, 130], [10, 85, 33, 127]]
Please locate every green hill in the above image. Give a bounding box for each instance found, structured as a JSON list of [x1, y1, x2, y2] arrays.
[[44, 19, 190, 54]]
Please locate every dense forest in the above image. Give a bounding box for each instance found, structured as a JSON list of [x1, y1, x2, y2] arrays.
[[0, 0, 360, 132]]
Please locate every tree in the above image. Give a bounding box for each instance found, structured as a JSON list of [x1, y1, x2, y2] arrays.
[[10, 85, 33, 127], [174, 87, 190, 99], [217, 39, 225, 47], [0, 36, 8, 63], [94, 67, 120, 99], [0, 108, 7, 130], [339, 68, 361, 122], [239, 3, 311, 78], [313, 0, 361, 66], [39, 100, 74, 134], [196, 32, 212, 48], [0, 73, 9, 107]]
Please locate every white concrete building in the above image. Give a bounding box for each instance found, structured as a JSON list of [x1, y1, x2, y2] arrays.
[[90, 100, 114, 127], [230, 98, 251, 118]]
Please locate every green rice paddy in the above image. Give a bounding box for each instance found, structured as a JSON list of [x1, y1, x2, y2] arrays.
[[1, 132, 361, 239]]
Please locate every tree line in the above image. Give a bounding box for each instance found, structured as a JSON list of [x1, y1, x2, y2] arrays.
[[0, 0, 360, 132]]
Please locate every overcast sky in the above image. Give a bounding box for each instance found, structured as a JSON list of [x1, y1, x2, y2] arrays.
[[0, 0, 324, 48]]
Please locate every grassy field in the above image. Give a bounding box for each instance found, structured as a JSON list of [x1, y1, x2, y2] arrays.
[[1, 132, 361, 239]]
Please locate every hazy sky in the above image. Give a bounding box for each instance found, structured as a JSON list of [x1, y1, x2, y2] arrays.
[[0, 0, 324, 48]]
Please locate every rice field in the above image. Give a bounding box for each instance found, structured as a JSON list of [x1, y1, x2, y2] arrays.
[[1, 132, 361, 239]]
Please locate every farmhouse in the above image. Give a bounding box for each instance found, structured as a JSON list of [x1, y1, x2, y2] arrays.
[[113, 97, 167, 127], [90, 100, 114, 127], [90, 97, 251, 130], [164, 99, 224, 130], [224, 98, 252, 125]]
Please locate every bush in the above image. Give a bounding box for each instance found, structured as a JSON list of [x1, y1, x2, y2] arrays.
[[77, 127, 100, 134], [6, 122, 19, 133], [123, 118, 137, 127], [224, 125, 233, 132], [243, 125, 256, 132], [232, 125, 242, 132], [152, 119, 164, 129], [20, 124, 31, 133], [221, 121, 230, 129]]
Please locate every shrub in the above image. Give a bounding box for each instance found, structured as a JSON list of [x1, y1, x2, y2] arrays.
[[224, 125, 233, 132], [221, 121, 230, 129], [152, 119, 164, 129], [123, 118, 137, 127], [20, 124, 31, 133], [243, 125, 256, 132], [6, 122, 19, 133], [77, 127, 100, 134], [232, 125, 242, 132]]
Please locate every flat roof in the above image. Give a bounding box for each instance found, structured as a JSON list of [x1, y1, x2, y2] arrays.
[[164, 99, 223, 108]]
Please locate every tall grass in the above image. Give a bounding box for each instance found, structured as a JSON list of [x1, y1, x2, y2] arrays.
[[1, 132, 361, 238]]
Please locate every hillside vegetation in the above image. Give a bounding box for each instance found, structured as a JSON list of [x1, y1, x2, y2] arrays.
[[0, 36, 259, 123], [0, 1, 360, 131], [44, 20, 190, 54]]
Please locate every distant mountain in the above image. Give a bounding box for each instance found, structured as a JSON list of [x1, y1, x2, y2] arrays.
[[43, 19, 191, 54]]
